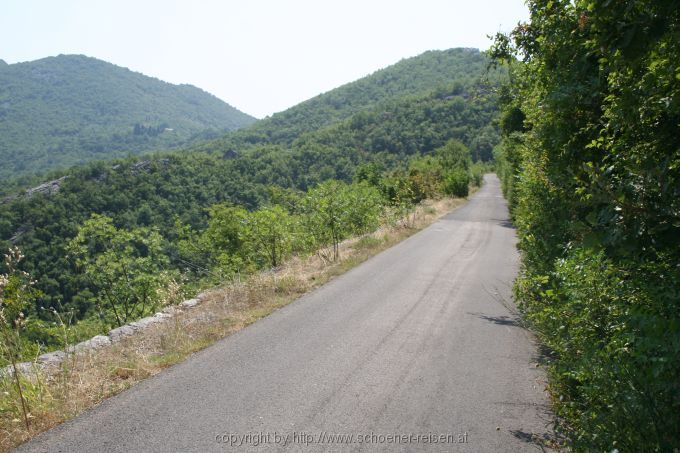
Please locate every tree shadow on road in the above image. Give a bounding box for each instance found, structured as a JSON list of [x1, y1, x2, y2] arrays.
[[491, 218, 516, 229], [509, 427, 566, 452], [475, 313, 521, 327], [532, 343, 556, 367]]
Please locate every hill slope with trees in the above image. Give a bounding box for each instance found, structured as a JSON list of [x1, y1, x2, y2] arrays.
[[197, 47, 497, 152], [0, 48, 501, 358], [0, 55, 256, 180]]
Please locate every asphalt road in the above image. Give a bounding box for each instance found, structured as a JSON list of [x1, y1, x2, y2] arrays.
[[20, 174, 554, 452]]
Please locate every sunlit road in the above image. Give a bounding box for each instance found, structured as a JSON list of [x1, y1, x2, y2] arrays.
[[20, 174, 554, 452]]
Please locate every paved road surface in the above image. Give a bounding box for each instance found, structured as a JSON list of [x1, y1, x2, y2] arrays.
[[20, 175, 554, 452]]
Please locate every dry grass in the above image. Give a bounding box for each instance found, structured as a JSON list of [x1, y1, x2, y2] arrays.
[[0, 197, 466, 451]]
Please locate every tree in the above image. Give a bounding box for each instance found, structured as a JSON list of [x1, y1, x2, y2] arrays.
[[354, 163, 382, 187], [302, 181, 350, 261], [436, 139, 471, 197], [302, 181, 383, 261], [344, 183, 383, 235], [436, 139, 470, 172], [68, 214, 169, 327], [198, 204, 249, 276], [241, 206, 295, 268], [407, 156, 443, 202]]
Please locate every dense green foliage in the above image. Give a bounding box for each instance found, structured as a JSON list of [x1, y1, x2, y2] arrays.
[[0, 55, 256, 182], [492, 1, 679, 450], [68, 215, 172, 327], [195, 48, 500, 153], [0, 48, 497, 360], [0, 146, 479, 359], [301, 181, 383, 261]]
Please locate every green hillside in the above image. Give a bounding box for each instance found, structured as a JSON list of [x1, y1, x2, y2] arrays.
[[0, 48, 501, 352], [199, 47, 496, 151], [0, 54, 256, 180]]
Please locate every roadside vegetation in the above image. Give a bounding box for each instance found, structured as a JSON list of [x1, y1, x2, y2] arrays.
[[1, 136, 487, 358], [0, 183, 476, 451], [0, 49, 499, 359], [491, 1, 678, 450], [0, 47, 498, 449]]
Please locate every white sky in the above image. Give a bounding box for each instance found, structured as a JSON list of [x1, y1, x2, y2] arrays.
[[1, 0, 528, 118]]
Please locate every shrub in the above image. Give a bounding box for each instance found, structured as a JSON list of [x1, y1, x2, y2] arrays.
[[442, 169, 469, 197]]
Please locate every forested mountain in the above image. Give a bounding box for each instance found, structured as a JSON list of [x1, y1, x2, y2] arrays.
[[0, 48, 501, 352], [197, 48, 496, 152], [0, 55, 256, 180]]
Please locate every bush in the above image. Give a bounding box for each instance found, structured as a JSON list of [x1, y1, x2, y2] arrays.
[[469, 162, 486, 187], [492, 0, 680, 449], [517, 249, 680, 451], [442, 169, 469, 197]]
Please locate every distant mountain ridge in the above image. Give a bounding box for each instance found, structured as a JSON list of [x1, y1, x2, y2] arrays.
[[0, 54, 256, 179], [203, 48, 492, 151]]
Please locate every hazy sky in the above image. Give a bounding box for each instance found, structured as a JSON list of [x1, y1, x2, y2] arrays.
[[1, 0, 528, 118]]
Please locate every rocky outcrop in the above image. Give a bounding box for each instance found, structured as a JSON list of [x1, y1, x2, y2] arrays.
[[25, 176, 69, 197]]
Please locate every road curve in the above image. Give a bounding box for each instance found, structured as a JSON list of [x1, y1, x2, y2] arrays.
[[20, 174, 554, 452]]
